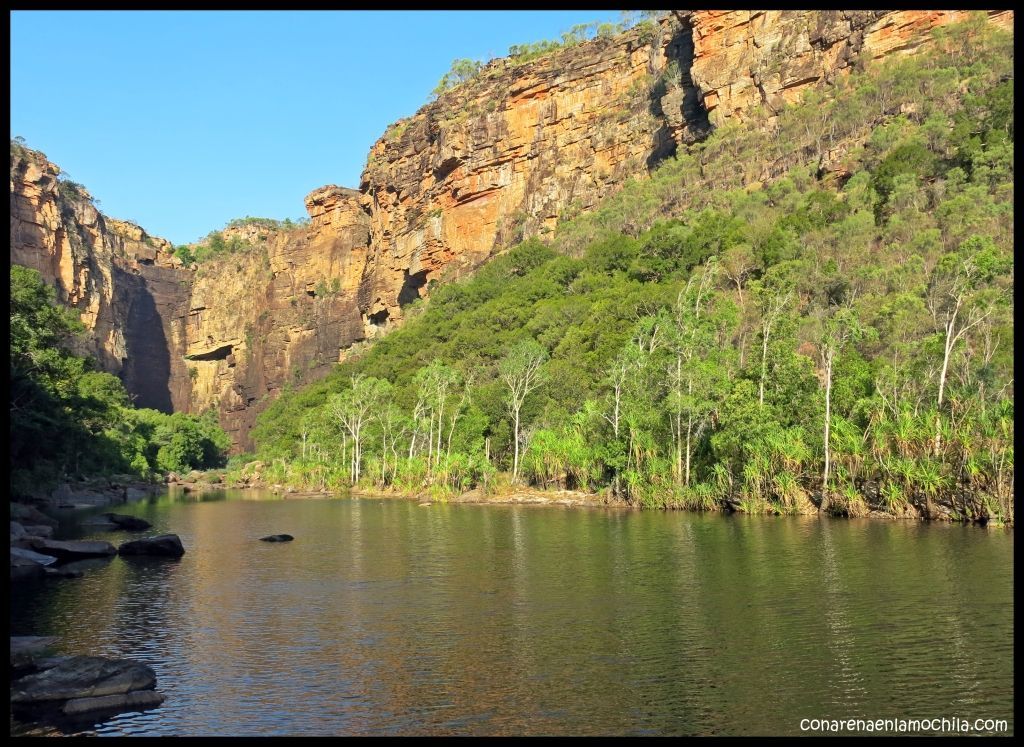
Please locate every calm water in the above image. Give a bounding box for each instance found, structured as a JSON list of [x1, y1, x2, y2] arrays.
[[10, 490, 1014, 736]]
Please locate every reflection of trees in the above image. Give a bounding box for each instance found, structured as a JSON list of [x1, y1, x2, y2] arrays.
[[12, 496, 1015, 735]]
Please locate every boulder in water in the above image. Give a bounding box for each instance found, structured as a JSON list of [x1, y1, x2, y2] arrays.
[[117, 534, 185, 558], [259, 534, 294, 542], [11, 655, 157, 704], [102, 513, 152, 531]]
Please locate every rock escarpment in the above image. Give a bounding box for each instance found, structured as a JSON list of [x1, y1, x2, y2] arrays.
[[10, 144, 193, 413], [9, 10, 1013, 450]]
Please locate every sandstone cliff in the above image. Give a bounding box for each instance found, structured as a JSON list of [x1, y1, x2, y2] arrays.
[[10, 143, 193, 412], [9, 10, 1013, 450]]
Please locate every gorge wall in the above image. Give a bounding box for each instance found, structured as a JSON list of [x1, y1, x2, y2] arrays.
[[9, 10, 1013, 451]]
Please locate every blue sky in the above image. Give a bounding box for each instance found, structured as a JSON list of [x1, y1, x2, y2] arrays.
[[10, 10, 625, 245]]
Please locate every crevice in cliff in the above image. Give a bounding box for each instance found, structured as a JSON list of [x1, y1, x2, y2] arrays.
[[368, 309, 389, 327], [433, 156, 462, 182], [185, 344, 234, 362], [397, 269, 429, 307], [647, 13, 712, 171]]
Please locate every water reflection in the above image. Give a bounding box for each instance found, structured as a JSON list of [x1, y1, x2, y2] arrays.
[[9, 492, 1014, 736]]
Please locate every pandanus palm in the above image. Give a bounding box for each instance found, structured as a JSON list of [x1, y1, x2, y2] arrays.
[[893, 409, 918, 459], [711, 461, 733, 501], [780, 428, 811, 476], [915, 459, 949, 519], [880, 481, 908, 513]]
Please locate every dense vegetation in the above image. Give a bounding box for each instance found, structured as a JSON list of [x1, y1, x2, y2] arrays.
[[250, 18, 1013, 523], [9, 266, 230, 498]]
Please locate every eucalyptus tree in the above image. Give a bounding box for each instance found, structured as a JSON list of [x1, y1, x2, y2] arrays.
[[413, 360, 461, 475], [329, 374, 388, 486], [752, 274, 795, 407], [925, 237, 1005, 456], [499, 339, 548, 482], [666, 260, 723, 487], [815, 306, 866, 512]]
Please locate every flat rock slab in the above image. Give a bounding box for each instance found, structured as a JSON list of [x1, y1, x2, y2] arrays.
[[44, 566, 84, 579], [259, 534, 294, 542], [11, 655, 157, 703], [11, 547, 59, 567], [102, 513, 152, 531], [62, 690, 165, 716], [118, 534, 185, 558], [29, 539, 117, 561]]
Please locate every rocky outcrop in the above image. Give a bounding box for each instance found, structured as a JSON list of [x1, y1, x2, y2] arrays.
[[259, 534, 294, 542], [9, 11, 1013, 451]]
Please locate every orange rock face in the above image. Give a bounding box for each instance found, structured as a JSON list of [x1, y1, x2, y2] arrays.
[[9, 10, 1013, 450], [688, 10, 1014, 127]]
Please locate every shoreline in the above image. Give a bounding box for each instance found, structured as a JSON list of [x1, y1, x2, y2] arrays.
[[18, 474, 1010, 528], [160, 479, 1012, 527]]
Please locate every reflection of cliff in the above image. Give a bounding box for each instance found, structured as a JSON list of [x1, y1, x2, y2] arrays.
[[9, 11, 1013, 450]]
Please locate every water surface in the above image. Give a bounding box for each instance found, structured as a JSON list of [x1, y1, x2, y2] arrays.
[[10, 490, 1014, 736]]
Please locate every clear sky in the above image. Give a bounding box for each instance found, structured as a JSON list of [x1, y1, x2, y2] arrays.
[[11, 10, 624, 246]]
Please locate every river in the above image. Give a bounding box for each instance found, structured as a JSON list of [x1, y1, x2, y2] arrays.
[[9, 489, 1014, 736]]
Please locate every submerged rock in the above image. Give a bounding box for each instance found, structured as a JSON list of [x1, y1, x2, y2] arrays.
[[102, 513, 153, 531], [62, 690, 165, 716], [44, 566, 84, 579], [29, 539, 117, 562], [117, 534, 185, 558], [259, 534, 294, 542], [11, 656, 157, 704]]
